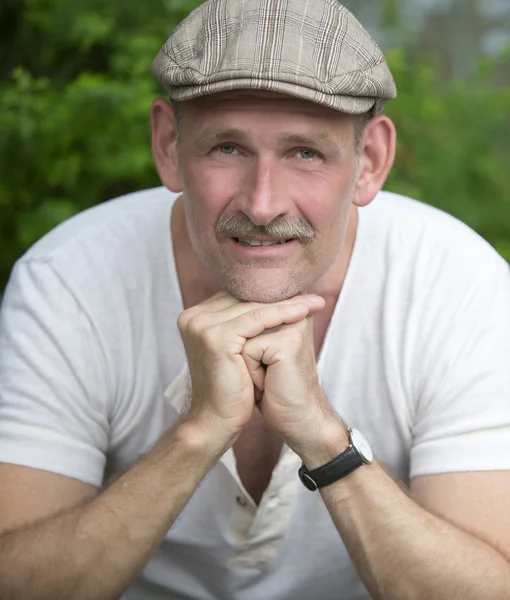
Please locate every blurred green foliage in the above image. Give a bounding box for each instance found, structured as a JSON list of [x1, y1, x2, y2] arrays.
[[0, 0, 509, 291]]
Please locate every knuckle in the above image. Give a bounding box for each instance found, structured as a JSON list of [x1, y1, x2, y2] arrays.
[[279, 301, 304, 315], [187, 313, 209, 336], [249, 307, 266, 322], [177, 311, 191, 332], [240, 347, 252, 364], [202, 324, 221, 349]]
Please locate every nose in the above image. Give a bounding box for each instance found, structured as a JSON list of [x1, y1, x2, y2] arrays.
[[238, 156, 290, 226]]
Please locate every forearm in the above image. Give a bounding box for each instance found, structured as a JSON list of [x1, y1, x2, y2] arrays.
[[324, 462, 510, 600], [302, 429, 510, 600], [0, 419, 228, 600]]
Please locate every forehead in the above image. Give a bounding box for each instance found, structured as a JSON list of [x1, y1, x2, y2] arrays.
[[178, 90, 353, 136], [179, 90, 352, 123]]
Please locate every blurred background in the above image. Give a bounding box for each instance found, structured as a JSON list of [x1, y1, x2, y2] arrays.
[[0, 0, 509, 292]]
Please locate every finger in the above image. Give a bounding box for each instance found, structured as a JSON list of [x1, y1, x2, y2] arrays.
[[179, 293, 239, 327], [243, 323, 290, 366], [182, 294, 324, 331], [242, 348, 266, 392], [244, 318, 314, 366], [211, 294, 324, 325], [199, 294, 240, 313], [226, 302, 312, 341], [260, 312, 317, 336], [198, 291, 233, 307], [304, 298, 325, 316]]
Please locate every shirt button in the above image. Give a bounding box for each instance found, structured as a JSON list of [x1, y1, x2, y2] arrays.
[[236, 495, 248, 507]]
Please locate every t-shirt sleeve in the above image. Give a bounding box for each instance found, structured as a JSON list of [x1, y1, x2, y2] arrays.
[[410, 253, 510, 479], [0, 259, 111, 487]]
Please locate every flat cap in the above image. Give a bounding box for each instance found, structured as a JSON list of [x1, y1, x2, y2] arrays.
[[153, 0, 397, 115]]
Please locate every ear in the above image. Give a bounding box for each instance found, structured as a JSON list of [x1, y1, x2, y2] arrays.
[[150, 98, 183, 193], [352, 116, 396, 208]]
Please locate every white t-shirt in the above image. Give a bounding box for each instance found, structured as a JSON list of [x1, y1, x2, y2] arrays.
[[0, 187, 509, 600]]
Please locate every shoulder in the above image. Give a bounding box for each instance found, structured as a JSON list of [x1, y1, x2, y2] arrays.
[[13, 186, 179, 302], [3, 187, 181, 351], [360, 192, 510, 379], [22, 186, 178, 265], [365, 190, 509, 285]]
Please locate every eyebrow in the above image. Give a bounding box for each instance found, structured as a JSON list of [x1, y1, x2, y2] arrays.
[[190, 129, 343, 157], [278, 132, 341, 155], [191, 129, 246, 153]]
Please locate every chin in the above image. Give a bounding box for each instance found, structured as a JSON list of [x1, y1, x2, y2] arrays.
[[230, 288, 296, 303], [222, 274, 311, 304]]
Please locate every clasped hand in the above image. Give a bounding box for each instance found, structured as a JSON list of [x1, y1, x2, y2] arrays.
[[177, 291, 335, 452]]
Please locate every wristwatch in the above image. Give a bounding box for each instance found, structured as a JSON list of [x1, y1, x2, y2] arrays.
[[298, 427, 373, 491]]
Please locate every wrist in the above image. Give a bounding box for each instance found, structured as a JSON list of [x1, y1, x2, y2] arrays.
[[293, 412, 350, 469], [175, 414, 237, 462]]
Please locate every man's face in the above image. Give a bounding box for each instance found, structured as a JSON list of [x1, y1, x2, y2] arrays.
[[175, 91, 359, 303]]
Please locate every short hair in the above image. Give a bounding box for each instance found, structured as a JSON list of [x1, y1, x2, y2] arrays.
[[353, 111, 372, 151]]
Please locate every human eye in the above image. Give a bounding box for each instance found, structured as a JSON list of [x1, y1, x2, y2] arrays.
[[296, 149, 319, 160], [217, 144, 240, 155]]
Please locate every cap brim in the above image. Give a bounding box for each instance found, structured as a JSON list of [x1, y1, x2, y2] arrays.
[[161, 78, 383, 116]]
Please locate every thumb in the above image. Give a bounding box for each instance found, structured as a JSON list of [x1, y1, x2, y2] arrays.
[[242, 348, 266, 392]]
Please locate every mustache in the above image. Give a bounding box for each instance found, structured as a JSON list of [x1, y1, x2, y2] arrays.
[[214, 213, 315, 245]]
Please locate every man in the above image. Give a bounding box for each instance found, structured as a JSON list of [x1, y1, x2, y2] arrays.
[[0, 0, 509, 598]]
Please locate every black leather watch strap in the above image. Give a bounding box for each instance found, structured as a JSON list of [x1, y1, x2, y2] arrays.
[[298, 445, 363, 491]]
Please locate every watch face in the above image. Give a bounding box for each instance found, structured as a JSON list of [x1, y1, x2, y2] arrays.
[[350, 428, 374, 463]]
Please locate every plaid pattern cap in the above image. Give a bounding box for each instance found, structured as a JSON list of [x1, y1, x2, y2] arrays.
[[153, 0, 397, 115]]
